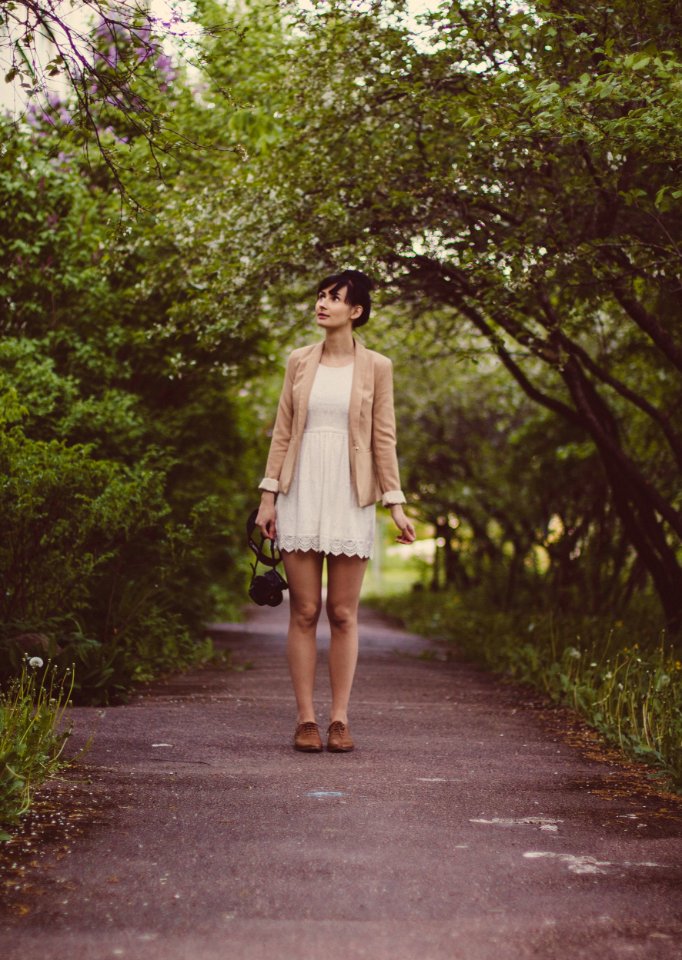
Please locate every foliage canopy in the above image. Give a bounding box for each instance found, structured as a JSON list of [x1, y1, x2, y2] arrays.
[[1, 0, 681, 709]]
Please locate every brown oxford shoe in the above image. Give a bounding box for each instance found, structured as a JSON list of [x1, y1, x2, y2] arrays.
[[294, 722, 323, 752], [327, 720, 354, 752]]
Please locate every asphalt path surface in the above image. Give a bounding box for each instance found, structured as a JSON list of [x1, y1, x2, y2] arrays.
[[1, 601, 681, 959]]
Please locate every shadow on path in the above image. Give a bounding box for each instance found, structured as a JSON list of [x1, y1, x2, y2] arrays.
[[1, 601, 681, 960]]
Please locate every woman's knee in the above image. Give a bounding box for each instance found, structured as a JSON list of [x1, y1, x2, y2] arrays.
[[326, 600, 357, 631], [291, 598, 321, 630]]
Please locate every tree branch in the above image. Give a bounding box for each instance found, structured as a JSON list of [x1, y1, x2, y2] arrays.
[[536, 289, 682, 470]]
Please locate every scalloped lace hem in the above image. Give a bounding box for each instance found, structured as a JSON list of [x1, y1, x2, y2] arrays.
[[277, 534, 373, 558]]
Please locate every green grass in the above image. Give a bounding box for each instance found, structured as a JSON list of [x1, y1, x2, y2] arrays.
[[0, 657, 79, 839], [367, 590, 682, 793]]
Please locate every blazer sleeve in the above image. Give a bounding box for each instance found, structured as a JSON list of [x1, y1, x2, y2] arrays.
[[372, 357, 407, 507], [258, 352, 296, 494]]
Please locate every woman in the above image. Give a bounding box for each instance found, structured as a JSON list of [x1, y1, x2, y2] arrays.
[[255, 269, 416, 753]]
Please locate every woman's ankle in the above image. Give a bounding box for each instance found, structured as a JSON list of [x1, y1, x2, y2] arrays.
[[297, 713, 317, 725]]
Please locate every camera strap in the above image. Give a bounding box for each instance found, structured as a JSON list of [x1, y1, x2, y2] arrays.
[[246, 509, 286, 589]]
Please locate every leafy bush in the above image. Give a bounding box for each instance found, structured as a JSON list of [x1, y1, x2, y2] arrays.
[[0, 403, 238, 703], [0, 109, 265, 704], [1, 413, 166, 624]]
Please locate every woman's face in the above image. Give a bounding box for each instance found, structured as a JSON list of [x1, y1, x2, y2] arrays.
[[316, 285, 362, 331]]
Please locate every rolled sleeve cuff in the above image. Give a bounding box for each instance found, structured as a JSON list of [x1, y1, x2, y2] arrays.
[[258, 477, 280, 494], [381, 489, 406, 507]]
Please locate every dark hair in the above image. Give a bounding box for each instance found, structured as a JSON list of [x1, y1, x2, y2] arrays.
[[317, 269, 375, 328]]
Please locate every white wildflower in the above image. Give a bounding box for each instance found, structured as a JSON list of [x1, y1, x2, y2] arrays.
[[28, 656, 44, 669]]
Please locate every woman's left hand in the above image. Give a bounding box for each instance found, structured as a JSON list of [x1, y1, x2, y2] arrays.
[[390, 505, 417, 544]]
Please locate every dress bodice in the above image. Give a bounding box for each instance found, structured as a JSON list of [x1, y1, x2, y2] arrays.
[[304, 363, 354, 435]]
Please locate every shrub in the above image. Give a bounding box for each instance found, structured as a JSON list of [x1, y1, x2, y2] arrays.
[[0, 657, 77, 839]]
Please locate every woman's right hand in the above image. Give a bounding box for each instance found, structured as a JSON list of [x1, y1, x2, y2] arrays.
[[256, 493, 277, 541]]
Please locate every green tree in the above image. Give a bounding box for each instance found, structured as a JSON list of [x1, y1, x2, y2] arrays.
[[198, 0, 682, 626], [0, 11, 277, 697], [395, 345, 633, 613], [0, 0, 233, 195]]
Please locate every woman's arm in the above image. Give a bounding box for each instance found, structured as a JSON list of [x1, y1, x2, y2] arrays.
[[256, 490, 277, 541], [256, 352, 296, 539], [372, 357, 405, 505], [372, 358, 416, 544], [258, 351, 296, 495], [389, 502, 416, 544]]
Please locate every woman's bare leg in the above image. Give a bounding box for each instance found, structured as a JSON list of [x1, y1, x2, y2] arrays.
[[281, 550, 324, 723], [325, 553, 368, 725]]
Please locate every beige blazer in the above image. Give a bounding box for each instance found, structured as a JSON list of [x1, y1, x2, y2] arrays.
[[258, 339, 406, 508]]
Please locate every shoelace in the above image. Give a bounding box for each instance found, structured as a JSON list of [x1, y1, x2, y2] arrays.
[[298, 722, 319, 734], [328, 721, 346, 734]]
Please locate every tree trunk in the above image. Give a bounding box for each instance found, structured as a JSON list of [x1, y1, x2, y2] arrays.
[[561, 357, 682, 629]]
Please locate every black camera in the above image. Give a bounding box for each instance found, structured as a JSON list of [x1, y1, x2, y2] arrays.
[[249, 568, 288, 607], [246, 509, 289, 607]]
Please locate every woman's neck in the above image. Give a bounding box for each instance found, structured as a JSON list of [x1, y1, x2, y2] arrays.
[[322, 328, 355, 358]]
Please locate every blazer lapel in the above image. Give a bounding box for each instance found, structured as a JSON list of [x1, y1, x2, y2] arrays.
[[294, 340, 324, 436], [295, 338, 369, 438], [348, 338, 370, 436]]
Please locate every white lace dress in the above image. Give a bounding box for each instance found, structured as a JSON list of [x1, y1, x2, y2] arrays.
[[276, 362, 376, 558]]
